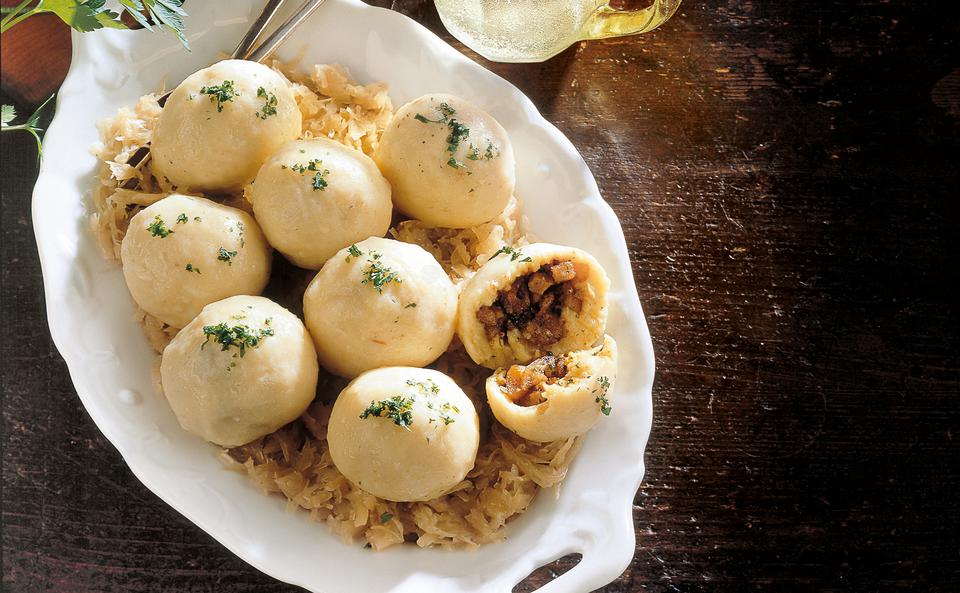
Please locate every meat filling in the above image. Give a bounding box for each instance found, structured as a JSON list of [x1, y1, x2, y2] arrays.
[[502, 354, 568, 407], [477, 260, 583, 349]]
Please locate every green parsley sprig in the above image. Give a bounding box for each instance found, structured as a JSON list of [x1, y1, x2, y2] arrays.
[[594, 376, 612, 416], [255, 86, 278, 120], [199, 80, 236, 112], [360, 396, 414, 431], [0, 0, 189, 49], [360, 251, 401, 293], [201, 322, 274, 358], [282, 158, 330, 191], [1, 94, 55, 160], [414, 102, 474, 171], [147, 214, 173, 238], [491, 245, 532, 262]]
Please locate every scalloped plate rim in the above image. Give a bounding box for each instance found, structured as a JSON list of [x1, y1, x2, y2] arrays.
[[30, 1, 655, 592]]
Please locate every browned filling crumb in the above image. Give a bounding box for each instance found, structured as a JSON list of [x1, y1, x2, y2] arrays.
[[477, 260, 583, 349], [502, 354, 568, 407]]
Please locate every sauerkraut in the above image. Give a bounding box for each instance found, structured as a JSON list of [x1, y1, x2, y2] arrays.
[[92, 61, 580, 550]]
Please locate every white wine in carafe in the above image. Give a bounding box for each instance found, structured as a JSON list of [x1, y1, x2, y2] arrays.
[[434, 0, 682, 63]]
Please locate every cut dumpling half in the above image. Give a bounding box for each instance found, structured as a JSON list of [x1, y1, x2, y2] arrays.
[[486, 335, 617, 442], [457, 242, 609, 369]]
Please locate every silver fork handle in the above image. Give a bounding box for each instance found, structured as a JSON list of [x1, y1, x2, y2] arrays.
[[246, 0, 328, 63], [231, 0, 285, 60]]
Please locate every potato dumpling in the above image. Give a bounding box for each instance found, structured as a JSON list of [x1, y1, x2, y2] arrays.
[[152, 59, 301, 193], [120, 194, 271, 328], [486, 335, 617, 443], [328, 367, 479, 502], [303, 237, 458, 378], [159, 295, 319, 447], [250, 138, 392, 269], [375, 94, 515, 228], [457, 243, 609, 369]]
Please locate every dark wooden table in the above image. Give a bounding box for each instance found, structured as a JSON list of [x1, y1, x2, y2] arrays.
[[2, 1, 958, 591]]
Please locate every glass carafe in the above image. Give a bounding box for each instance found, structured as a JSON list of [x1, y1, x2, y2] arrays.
[[435, 0, 682, 63]]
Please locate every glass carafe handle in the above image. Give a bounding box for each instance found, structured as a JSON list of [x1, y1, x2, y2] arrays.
[[582, 0, 682, 39]]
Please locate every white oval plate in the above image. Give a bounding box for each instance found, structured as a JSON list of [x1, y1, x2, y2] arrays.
[[32, 1, 655, 591]]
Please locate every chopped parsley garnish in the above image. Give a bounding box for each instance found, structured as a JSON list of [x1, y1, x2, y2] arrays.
[[285, 158, 331, 191], [201, 322, 274, 359], [360, 396, 414, 431], [404, 302, 417, 308], [194, 216, 202, 222], [406, 379, 440, 395], [492, 245, 532, 262], [199, 80, 237, 112], [346, 244, 363, 260], [438, 402, 459, 425], [176, 213, 188, 225], [185, 263, 200, 274], [217, 247, 237, 265], [360, 252, 401, 293], [255, 86, 278, 120], [467, 142, 499, 161], [380, 512, 393, 523], [445, 120, 470, 154], [311, 171, 329, 191], [414, 102, 476, 171], [594, 376, 612, 416], [147, 215, 173, 238], [227, 220, 245, 247]]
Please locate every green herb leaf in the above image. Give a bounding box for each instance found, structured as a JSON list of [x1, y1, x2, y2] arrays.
[[380, 512, 393, 523], [360, 252, 401, 293], [175, 213, 188, 224], [143, 0, 189, 50], [0, 94, 55, 160], [594, 376, 612, 415], [37, 0, 126, 33], [201, 322, 274, 359], [185, 263, 200, 274], [199, 80, 236, 112], [255, 86, 278, 119], [360, 396, 414, 430], [147, 214, 173, 238], [346, 244, 363, 260], [491, 245, 531, 262], [217, 247, 237, 265]]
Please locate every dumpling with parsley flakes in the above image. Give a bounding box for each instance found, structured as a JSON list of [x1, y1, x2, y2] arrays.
[[152, 59, 301, 193], [457, 242, 610, 369], [159, 295, 319, 448], [327, 367, 479, 502], [486, 335, 618, 443], [375, 94, 515, 228], [120, 194, 271, 329], [249, 138, 392, 269], [302, 237, 458, 378]]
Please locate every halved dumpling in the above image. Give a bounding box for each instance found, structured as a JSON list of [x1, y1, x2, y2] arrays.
[[486, 335, 617, 443], [457, 242, 609, 369]]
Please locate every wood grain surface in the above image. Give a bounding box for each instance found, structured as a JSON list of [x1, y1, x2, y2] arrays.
[[2, 1, 959, 592]]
